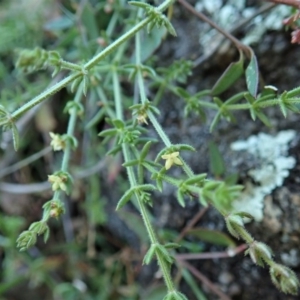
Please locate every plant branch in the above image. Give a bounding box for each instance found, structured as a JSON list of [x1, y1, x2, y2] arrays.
[[176, 207, 209, 242], [177, 260, 232, 300], [264, 0, 300, 8], [175, 244, 248, 260], [177, 0, 251, 56]]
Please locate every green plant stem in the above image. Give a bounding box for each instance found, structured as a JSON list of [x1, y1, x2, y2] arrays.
[[61, 84, 84, 172], [224, 97, 300, 110], [147, 109, 172, 147], [235, 226, 254, 244], [84, 0, 174, 70], [9, 73, 81, 122], [7, 0, 174, 124], [122, 144, 175, 293], [112, 67, 123, 120], [106, 10, 120, 38], [135, 23, 198, 183], [287, 86, 300, 97], [153, 82, 166, 105], [112, 45, 176, 291], [135, 10, 196, 179], [60, 60, 82, 71]]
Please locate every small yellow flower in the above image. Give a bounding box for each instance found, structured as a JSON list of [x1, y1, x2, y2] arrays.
[[137, 113, 148, 125], [161, 151, 183, 170], [48, 174, 67, 192], [49, 132, 66, 151]]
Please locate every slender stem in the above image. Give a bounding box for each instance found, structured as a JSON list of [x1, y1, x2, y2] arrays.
[[10, 73, 81, 121], [264, 0, 300, 8], [60, 60, 82, 71], [137, 66, 173, 147], [113, 33, 176, 290], [198, 101, 217, 109], [148, 111, 172, 147], [175, 243, 247, 260], [6, 0, 174, 124], [61, 84, 84, 172], [0, 146, 51, 178], [180, 158, 194, 177], [135, 9, 195, 178], [153, 83, 166, 105], [287, 86, 300, 97], [106, 11, 120, 37], [112, 67, 123, 120], [176, 207, 209, 242], [84, 0, 174, 70], [177, 260, 231, 300], [178, 0, 251, 56]]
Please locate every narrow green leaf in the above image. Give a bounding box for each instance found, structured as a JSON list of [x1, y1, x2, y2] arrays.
[[279, 101, 288, 118], [186, 227, 236, 247], [43, 226, 50, 243], [182, 269, 208, 300], [156, 177, 163, 192], [234, 211, 254, 220], [140, 141, 152, 161], [141, 65, 157, 77], [224, 173, 238, 185], [225, 219, 240, 239], [143, 244, 157, 265], [203, 181, 220, 190], [129, 1, 150, 9], [174, 144, 196, 152], [286, 103, 300, 113], [256, 110, 272, 127], [83, 75, 89, 96], [142, 160, 161, 168], [163, 294, 173, 300], [208, 141, 225, 177], [175, 87, 190, 98], [156, 244, 174, 264], [149, 105, 160, 115], [163, 16, 177, 36], [107, 145, 122, 156], [112, 119, 125, 129], [52, 66, 61, 77], [209, 112, 221, 132], [155, 147, 168, 162], [70, 76, 82, 93], [173, 292, 189, 300], [185, 174, 207, 185], [138, 184, 157, 192], [116, 188, 135, 210], [11, 122, 20, 151], [246, 50, 259, 97], [211, 50, 244, 96], [164, 243, 181, 249], [176, 189, 185, 207], [147, 20, 156, 34], [122, 160, 139, 167]]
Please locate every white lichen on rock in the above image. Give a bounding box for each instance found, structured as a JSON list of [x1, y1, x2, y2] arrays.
[[231, 130, 296, 221], [195, 0, 290, 50]]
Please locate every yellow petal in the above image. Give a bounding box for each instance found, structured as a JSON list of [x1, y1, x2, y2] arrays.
[[165, 159, 172, 170], [170, 151, 179, 158], [173, 157, 183, 166]]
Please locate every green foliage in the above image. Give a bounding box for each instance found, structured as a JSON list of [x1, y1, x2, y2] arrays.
[[0, 0, 300, 299]]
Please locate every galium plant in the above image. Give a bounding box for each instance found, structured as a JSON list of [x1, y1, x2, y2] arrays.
[[1, 0, 300, 298]]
